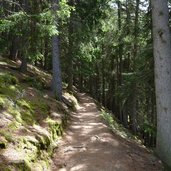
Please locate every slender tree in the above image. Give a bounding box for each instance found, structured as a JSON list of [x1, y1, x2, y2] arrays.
[[52, 0, 62, 100], [67, 0, 74, 92]]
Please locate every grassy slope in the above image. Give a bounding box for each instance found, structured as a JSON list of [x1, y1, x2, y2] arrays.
[[0, 57, 78, 171]]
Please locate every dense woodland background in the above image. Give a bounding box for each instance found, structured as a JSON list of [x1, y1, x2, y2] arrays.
[[1, 0, 171, 168]]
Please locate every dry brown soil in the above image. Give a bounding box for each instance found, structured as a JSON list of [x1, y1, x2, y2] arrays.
[[51, 93, 164, 171]]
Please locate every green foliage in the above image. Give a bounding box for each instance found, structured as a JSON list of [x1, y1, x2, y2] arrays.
[[22, 76, 46, 90], [0, 72, 18, 85], [58, 0, 74, 21], [101, 109, 136, 140], [143, 120, 156, 135], [0, 11, 28, 34]]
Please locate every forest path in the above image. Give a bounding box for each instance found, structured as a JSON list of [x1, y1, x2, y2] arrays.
[[51, 93, 163, 171]]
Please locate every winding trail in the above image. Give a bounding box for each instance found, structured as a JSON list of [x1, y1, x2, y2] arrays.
[[51, 93, 163, 171]]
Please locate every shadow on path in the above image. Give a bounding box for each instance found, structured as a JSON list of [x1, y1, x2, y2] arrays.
[[51, 93, 163, 171]]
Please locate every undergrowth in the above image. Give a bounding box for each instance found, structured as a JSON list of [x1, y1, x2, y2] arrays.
[[100, 109, 140, 141], [0, 59, 77, 171]]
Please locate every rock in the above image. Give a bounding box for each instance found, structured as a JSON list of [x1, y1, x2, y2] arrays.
[[1, 147, 25, 164]]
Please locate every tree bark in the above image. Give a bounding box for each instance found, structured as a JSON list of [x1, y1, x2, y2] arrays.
[[20, 55, 27, 73], [52, 0, 62, 101], [131, 0, 140, 134], [9, 36, 19, 61], [152, 0, 171, 166], [67, 0, 74, 92]]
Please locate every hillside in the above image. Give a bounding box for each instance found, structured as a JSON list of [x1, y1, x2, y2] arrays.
[[0, 57, 78, 171]]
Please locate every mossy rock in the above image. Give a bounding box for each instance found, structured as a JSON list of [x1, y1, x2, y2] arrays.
[[35, 134, 51, 151], [63, 92, 78, 111], [0, 136, 8, 149], [46, 118, 63, 140], [21, 110, 36, 125]]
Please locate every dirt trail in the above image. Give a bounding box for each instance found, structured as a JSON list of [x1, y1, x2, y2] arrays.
[[51, 93, 163, 171]]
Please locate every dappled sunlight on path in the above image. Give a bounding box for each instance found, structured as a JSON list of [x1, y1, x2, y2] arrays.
[[51, 93, 163, 171]]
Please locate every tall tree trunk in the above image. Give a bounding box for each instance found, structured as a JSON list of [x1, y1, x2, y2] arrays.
[[20, 0, 29, 73], [117, 0, 122, 86], [20, 55, 27, 73], [67, 0, 74, 92], [9, 36, 19, 61], [44, 38, 49, 70], [152, 0, 171, 167], [131, 0, 140, 134], [52, 0, 62, 101], [117, 0, 123, 121], [102, 57, 106, 106]]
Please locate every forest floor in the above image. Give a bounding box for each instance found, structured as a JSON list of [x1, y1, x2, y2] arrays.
[[51, 93, 164, 171]]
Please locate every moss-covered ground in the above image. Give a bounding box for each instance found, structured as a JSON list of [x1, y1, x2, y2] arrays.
[[0, 57, 77, 171]]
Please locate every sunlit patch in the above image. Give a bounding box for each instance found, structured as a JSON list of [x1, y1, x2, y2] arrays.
[[2, 148, 25, 163], [85, 103, 95, 107], [70, 164, 85, 171], [71, 125, 94, 130]]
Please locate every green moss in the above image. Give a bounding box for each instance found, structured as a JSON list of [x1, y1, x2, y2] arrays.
[[0, 72, 18, 85], [0, 130, 14, 143], [46, 118, 63, 146], [0, 61, 72, 171], [17, 99, 32, 110], [0, 85, 19, 99], [0, 96, 6, 109], [31, 101, 50, 115], [14, 161, 32, 171], [8, 121, 22, 130], [22, 76, 45, 90], [8, 107, 23, 123], [21, 110, 36, 125], [36, 134, 51, 151], [7, 99, 37, 126], [0, 73, 21, 101], [0, 165, 13, 171]]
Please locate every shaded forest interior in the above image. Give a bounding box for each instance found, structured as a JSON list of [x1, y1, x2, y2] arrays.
[[1, 0, 171, 169]]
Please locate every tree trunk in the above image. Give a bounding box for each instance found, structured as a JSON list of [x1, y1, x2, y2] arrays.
[[152, 0, 171, 166], [19, 0, 29, 72], [44, 38, 49, 70], [67, 0, 74, 92], [52, 0, 62, 101], [131, 0, 140, 134], [117, 0, 123, 121], [9, 36, 19, 61]]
